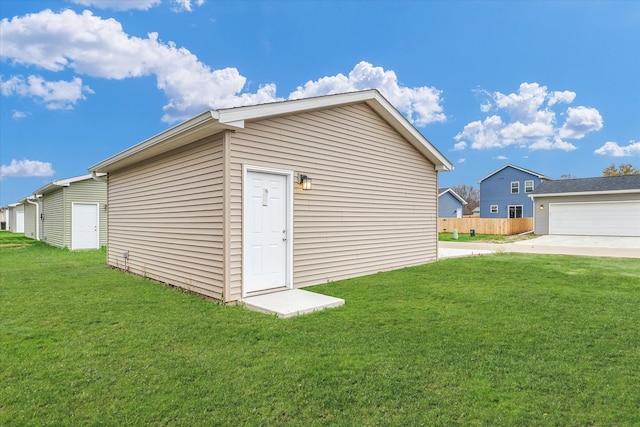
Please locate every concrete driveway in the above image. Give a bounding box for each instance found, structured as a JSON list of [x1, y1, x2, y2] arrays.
[[439, 235, 640, 259]]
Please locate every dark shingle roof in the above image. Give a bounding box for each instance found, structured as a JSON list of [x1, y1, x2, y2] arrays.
[[531, 175, 640, 195]]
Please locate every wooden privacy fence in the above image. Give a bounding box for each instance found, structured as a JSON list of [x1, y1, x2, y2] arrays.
[[438, 218, 533, 235]]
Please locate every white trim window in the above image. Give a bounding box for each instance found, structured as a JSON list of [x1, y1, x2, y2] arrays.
[[511, 181, 520, 194], [524, 180, 534, 193], [490, 205, 499, 214]]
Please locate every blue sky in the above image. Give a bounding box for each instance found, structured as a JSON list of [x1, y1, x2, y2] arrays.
[[1, 0, 638, 206]]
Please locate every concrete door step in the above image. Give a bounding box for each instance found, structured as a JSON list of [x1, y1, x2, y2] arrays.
[[241, 289, 344, 318]]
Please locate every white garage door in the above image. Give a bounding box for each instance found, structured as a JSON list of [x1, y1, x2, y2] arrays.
[[549, 201, 640, 236]]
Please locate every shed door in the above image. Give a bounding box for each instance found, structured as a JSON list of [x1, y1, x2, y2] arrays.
[[15, 210, 25, 233], [244, 170, 290, 294], [549, 201, 640, 237], [72, 203, 99, 249]]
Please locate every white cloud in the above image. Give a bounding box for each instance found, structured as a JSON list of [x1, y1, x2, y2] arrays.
[[456, 115, 505, 149], [452, 141, 466, 151], [494, 155, 508, 160], [457, 158, 466, 163], [172, 0, 206, 12], [455, 82, 601, 152], [0, 11, 442, 124], [1, 75, 93, 110], [594, 140, 640, 157], [289, 61, 446, 126], [493, 82, 548, 123], [548, 90, 576, 106], [557, 106, 603, 139], [12, 110, 29, 119], [70, 0, 162, 11], [0, 159, 55, 178]]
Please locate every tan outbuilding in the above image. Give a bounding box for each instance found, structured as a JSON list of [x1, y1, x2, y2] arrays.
[[88, 90, 453, 303], [33, 174, 107, 249]]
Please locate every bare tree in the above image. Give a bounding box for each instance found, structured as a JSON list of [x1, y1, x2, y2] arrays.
[[450, 183, 479, 215], [602, 163, 640, 176]]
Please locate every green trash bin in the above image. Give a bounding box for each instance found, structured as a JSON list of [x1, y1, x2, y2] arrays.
[[470, 228, 476, 237]]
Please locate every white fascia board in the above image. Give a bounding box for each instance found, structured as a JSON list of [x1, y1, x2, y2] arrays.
[[364, 92, 453, 171], [438, 189, 468, 204], [216, 90, 379, 124], [88, 111, 242, 173], [34, 173, 105, 195], [529, 189, 640, 199], [216, 89, 454, 171]]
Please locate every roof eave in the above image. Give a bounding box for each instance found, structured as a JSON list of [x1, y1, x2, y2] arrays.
[[365, 92, 453, 172], [530, 188, 640, 198], [34, 173, 103, 195], [88, 111, 241, 173], [88, 90, 454, 173], [479, 164, 551, 183], [438, 189, 468, 204]]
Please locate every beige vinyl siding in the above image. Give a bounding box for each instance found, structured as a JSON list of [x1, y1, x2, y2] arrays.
[[65, 179, 108, 247], [107, 135, 225, 299], [228, 103, 438, 301], [42, 190, 65, 247]]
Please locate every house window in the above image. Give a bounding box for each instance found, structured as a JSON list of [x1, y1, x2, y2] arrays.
[[525, 180, 534, 193], [490, 205, 499, 214], [511, 181, 519, 194], [508, 205, 523, 218]]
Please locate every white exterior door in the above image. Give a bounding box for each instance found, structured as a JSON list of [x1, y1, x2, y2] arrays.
[[15, 210, 24, 233], [549, 201, 640, 237], [72, 203, 99, 249], [244, 169, 291, 295]]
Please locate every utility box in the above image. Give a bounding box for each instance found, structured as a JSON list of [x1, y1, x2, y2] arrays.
[[470, 229, 476, 237]]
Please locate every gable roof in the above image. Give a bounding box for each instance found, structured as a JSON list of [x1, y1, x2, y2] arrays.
[[34, 173, 106, 195], [88, 90, 453, 174], [478, 164, 552, 183], [438, 188, 468, 205], [530, 174, 640, 197]]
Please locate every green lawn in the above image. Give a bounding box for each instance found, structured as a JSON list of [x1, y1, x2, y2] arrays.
[[1, 231, 639, 426]]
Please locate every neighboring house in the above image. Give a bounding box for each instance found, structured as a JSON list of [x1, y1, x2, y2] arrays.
[[7, 203, 24, 233], [88, 90, 453, 303], [471, 206, 480, 216], [478, 164, 551, 218], [438, 188, 467, 218], [32, 174, 108, 249], [530, 175, 640, 237]]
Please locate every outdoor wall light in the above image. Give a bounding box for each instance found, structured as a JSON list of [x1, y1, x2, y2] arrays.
[[539, 204, 544, 210], [299, 174, 312, 190]]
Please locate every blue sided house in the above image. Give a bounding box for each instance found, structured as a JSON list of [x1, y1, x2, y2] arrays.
[[438, 188, 467, 218], [478, 164, 551, 218]]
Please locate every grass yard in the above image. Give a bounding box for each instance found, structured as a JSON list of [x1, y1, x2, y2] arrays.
[[1, 231, 639, 426]]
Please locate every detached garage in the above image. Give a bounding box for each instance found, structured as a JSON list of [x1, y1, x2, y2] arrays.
[[531, 175, 640, 237], [33, 174, 107, 249], [88, 90, 453, 303]]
